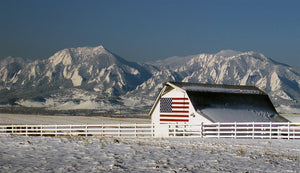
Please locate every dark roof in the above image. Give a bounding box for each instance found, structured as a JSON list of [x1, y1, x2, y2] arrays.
[[169, 81, 266, 95], [186, 90, 287, 122], [169, 81, 288, 122], [149, 81, 288, 122]]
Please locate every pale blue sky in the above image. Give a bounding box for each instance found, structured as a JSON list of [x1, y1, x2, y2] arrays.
[[1, 0, 299, 66]]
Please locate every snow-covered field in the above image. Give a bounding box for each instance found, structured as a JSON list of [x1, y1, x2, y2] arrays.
[[0, 113, 150, 125], [1, 113, 299, 125], [0, 135, 299, 172], [1, 113, 300, 172]]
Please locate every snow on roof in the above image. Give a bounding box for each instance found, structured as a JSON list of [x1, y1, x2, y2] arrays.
[[169, 82, 265, 95], [150, 82, 288, 122], [181, 86, 262, 94], [198, 107, 286, 122], [186, 90, 287, 122]]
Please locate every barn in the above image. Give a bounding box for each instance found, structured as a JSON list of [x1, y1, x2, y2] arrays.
[[149, 81, 288, 125]]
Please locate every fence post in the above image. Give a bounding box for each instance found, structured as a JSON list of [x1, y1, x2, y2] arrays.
[[135, 123, 137, 137], [252, 122, 254, 139], [200, 122, 203, 138], [288, 122, 290, 140], [269, 122, 272, 139], [85, 124, 88, 137], [40, 125, 43, 136], [55, 125, 57, 137], [118, 123, 121, 137], [151, 123, 154, 137], [293, 125, 295, 139], [169, 124, 172, 137], [218, 122, 220, 139], [101, 124, 103, 137], [234, 122, 237, 139], [69, 125, 72, 136], [25, 124, 28, 136], [175, 123, 178, 137]]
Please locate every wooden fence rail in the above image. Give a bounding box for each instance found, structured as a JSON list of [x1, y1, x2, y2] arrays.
[[1, 122, 300, 139], [0, 124, 154, 137]]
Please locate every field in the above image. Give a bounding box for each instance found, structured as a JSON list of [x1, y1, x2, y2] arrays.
[[0, 113, 150, 125], [1, 113, 300, 172], [1, 113, 299, 125], [0, 135, 300, 172]]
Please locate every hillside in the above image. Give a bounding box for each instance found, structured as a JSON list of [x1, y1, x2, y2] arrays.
[[0, 46, 299, 114]]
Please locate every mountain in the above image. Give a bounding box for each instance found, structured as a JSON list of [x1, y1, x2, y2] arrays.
[[128, 50, 300, 112], [0, 46, 152, 113], [0, 46, 299, 114]]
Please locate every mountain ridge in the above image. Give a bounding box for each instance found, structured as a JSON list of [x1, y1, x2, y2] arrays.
[[0, 45, 299, 114]]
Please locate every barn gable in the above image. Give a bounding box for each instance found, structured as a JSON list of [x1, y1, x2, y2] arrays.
[[149, 82, 288, 124]]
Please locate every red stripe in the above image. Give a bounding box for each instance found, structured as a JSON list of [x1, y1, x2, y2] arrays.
[[160, 114, 189, 117], [160, 119, 189, 122], [172, 102, 189, 105], [171, 110, 189, 113], [172, 98, 188, 100], [172, 106, 189, 109]]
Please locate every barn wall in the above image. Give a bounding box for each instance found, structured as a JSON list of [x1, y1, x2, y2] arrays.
[[151, 102, 160, 124], [189, 109, 212, 124], [151, 87, 188, 124], [151, 87, 211, 124]]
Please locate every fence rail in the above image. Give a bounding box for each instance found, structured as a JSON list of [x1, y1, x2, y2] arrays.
[[0, 124, 154, 137], [1, 122, 300, 139]]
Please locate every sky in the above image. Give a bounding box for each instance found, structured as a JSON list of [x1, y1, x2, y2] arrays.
[[0, 0, 300, 66]]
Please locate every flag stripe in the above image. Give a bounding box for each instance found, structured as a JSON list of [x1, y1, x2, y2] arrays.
[[172, 98, 188, 100], [160, 119, 189, 122], [172, 106, 189, 109], [171, 110, 189, 113], [172, 102, 189, 105], [160, 115, 189, 117]]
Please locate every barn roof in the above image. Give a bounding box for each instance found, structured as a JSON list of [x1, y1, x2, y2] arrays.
[[149, 82, 288, 122], [168, 81, 266, 95], [186, 90, 286, 122]]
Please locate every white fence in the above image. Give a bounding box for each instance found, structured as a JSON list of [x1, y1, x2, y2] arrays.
[[168, 122, 300, 139], [0, 124, 154, 137], [1, 122, 300, 139]]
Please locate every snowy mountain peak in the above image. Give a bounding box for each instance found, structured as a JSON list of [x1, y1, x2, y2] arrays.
[[47, 45, 121, 67], [0, 46, 300, 113], [215, 50, 242, 57]]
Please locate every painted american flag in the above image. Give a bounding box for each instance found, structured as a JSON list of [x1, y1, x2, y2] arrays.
[[160, 97, 189, 123]]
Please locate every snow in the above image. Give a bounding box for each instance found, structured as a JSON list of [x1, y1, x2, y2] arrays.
[[276, 90, 293, 101], [45, 70, 52, 81], [256, 76, 267, 89], [88, 65, 93, 74], [71, 69, 83, 86], [29, 66, 36, 79], [63, 66, 72, 79], [9, 74, 18, 83], [49, 49, 72, 67], [199, 107, 277, 122], [182, 86, 262, 94], [282, 114, 300, 122], [277, 105, 300, 114], [270, 72, 281, 91], [0, 135, 299, 172], [215, 50, 242, 57], [0, 114, 150, 125], [53, 100, 100, 110], [16, 99, 45, 108]]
